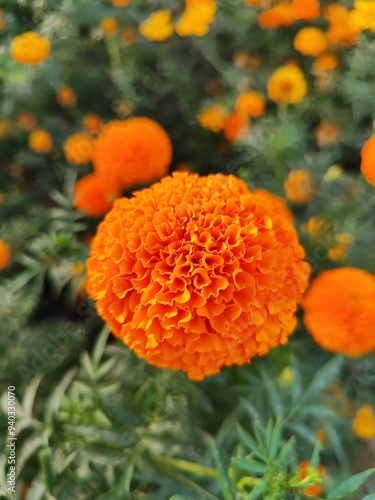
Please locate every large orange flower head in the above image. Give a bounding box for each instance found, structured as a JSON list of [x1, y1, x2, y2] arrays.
[[303, 267, 375, 357], [87, 172, 310, 381], [92, 117, 172, 190], [360, 134, 375, 186]]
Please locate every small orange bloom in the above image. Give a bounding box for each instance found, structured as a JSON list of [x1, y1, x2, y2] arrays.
[[223, 112, 249, 143], [100, 17, 118, 36], [198, 104, 227, 133], [87, 172, 309, 380], [92, 117, 172, 190], [83, 114, 103, 135], [57, 86, 76, 108], [284, 169, 314, 204], [63, 133, 95, 164], [352, 404, 375, 439], [360, 134, 375, 186], [28, 129, 53, 154], [11, 32, 50, 65], [258, 3, 295, 29], [122, 28, 136, 46], [267, 65, 308, 104], [74, 174, 120, 217], [18, 112, 37, 131], [0, 240, 11, 270], [235, 91, 266, 118], [313, 52, 339, 73], [324, 5, 361, 47], [298, 461, 325, 497], [112, 0, 129, 6], [139, 10, 174, 41], [303, 267, 375, 356], [294, 27, 328, 57], [315, 121, 339, 148], [291, 0, 320, 21], [176, 0, 216, 37]]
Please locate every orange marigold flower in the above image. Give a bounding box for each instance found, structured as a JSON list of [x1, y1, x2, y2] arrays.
[[176, 0, 216, 37], [139, 10, 174, 41], [258, 3, 295, 29], [235, 91, 266, 118], [313, 52, 339, 73], [74, 174, 120, 217], [324, 5, 361, 47], [284, 169, 314, 204], [0, 239, 11, 270], [298, 461, 326, 497], [112, 0, 129, 6], [0, 118, 11, 139], [63, 133, 95, 164], [92, 117, 172, 190], [100, 17, 118, 36], [57, 86, 76, 108], [352, 404, 375, 439], [360, 134, 375, 187], [303, 267, 375, 356], [315, 121, 340, 148], [28, 129, 53, 154], [267, 65, 308, 104], [352, 1, 375, 32], [223, 112, 249, 143], [291, 0, 320, 21], [18, 112, 37, 131], [11, 32, 50, 65], [254, 188, 293, 224], [83, 114, 103, 135], [198, 104, 227, 133], [87, 172, 310, 381], [294, 27, 328, 57]]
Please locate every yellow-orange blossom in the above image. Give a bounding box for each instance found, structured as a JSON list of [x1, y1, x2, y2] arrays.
[[87, 173, 309, 380]]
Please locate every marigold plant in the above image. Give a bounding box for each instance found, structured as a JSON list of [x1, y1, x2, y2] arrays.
[[11, 31, 50, 65], [87, 172, 309, 380], [303, 267, 375, 356], [28, 129, 53, 154], [267, 65, 308, 104], [74, 174, 120, 217], [63, 133, 95, 164]]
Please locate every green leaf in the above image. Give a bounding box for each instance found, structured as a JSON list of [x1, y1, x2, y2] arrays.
[[309, 441, 322, 469], [80, 351, 96, 381], [363, 495, 375, 500], [286, 356, 345, 421], [261, 371, 285, 419], [92, 326, 110, 369], [39, 448, 54, 493], [211, 441, 235, 500], [237, 425, 266, 461], [268, 418, 283, 461], [245, 480, 267, 499], [327, 469, 375, 499], [233, 458, 267, 475]]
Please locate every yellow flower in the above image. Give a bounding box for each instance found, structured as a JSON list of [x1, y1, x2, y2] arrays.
[[267, 65, 308, 104], [284, 169, 314, 204], [353, 405, 375, 439], [11, 32, 50, 65], [139, 10, 174, 42], [302, 216, 328, 239], [323, 165, 343, 182], [352, 0, 375, 32], [327, 244, 347, 263], [63, 133, 95, 164], [198, 104, 227, 132], [100, 17, 118, 36], [176, 0, 216, 37], [28, 129, 53, 154]]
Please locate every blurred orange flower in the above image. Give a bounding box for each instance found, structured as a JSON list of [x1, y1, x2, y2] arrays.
[[176, 0, 216, 37], [100, 17, 118, 36], [57, 86, 76, 108], [352, 404, 375, 439], [83, 114, 103, 135], [63, 133, 95, 164], [0, 240, 11, 270], [18, 112, 37, 131], [87, 172, 309, 380], [198, 104, 227, 132], [28, 129, 53, 154], [74, 174, 120, 217], [303, 267, 375, 356], [139, 10, 174, 41], [284, 169, 314, 204], [291, 0, 320, 21], [223, 112, 249, 143], [315, 121, 340, 148], [11, 32, 50, 65], [294, 27, 328, 57], [360, 134, 375, 186], [313, 52, 339, 73], [298, 461, 326, 497], [235, 91, 266, 118], [92, 117, 172, 190], [258, 3, 295, 29], [112, 0, 129, 6]]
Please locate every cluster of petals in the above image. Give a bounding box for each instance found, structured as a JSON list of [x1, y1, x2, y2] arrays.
[[267, 65, 308, 104], [176, 0, 216, 37], [303, 267, 375, 357], [87, 172, 310, 380]]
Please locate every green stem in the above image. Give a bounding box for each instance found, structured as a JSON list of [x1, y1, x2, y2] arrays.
[[152, 455, 219, 479]]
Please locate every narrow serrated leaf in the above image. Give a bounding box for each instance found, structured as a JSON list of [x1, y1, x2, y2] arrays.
[[211, 441, 235, 500], [261, 372, 285, 419], [92, 326, 110, 368], [39, 448, 54, 493], [237, 425, 266, 461], [233, 458, 266, 475], [268, 418, 283, 461]]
